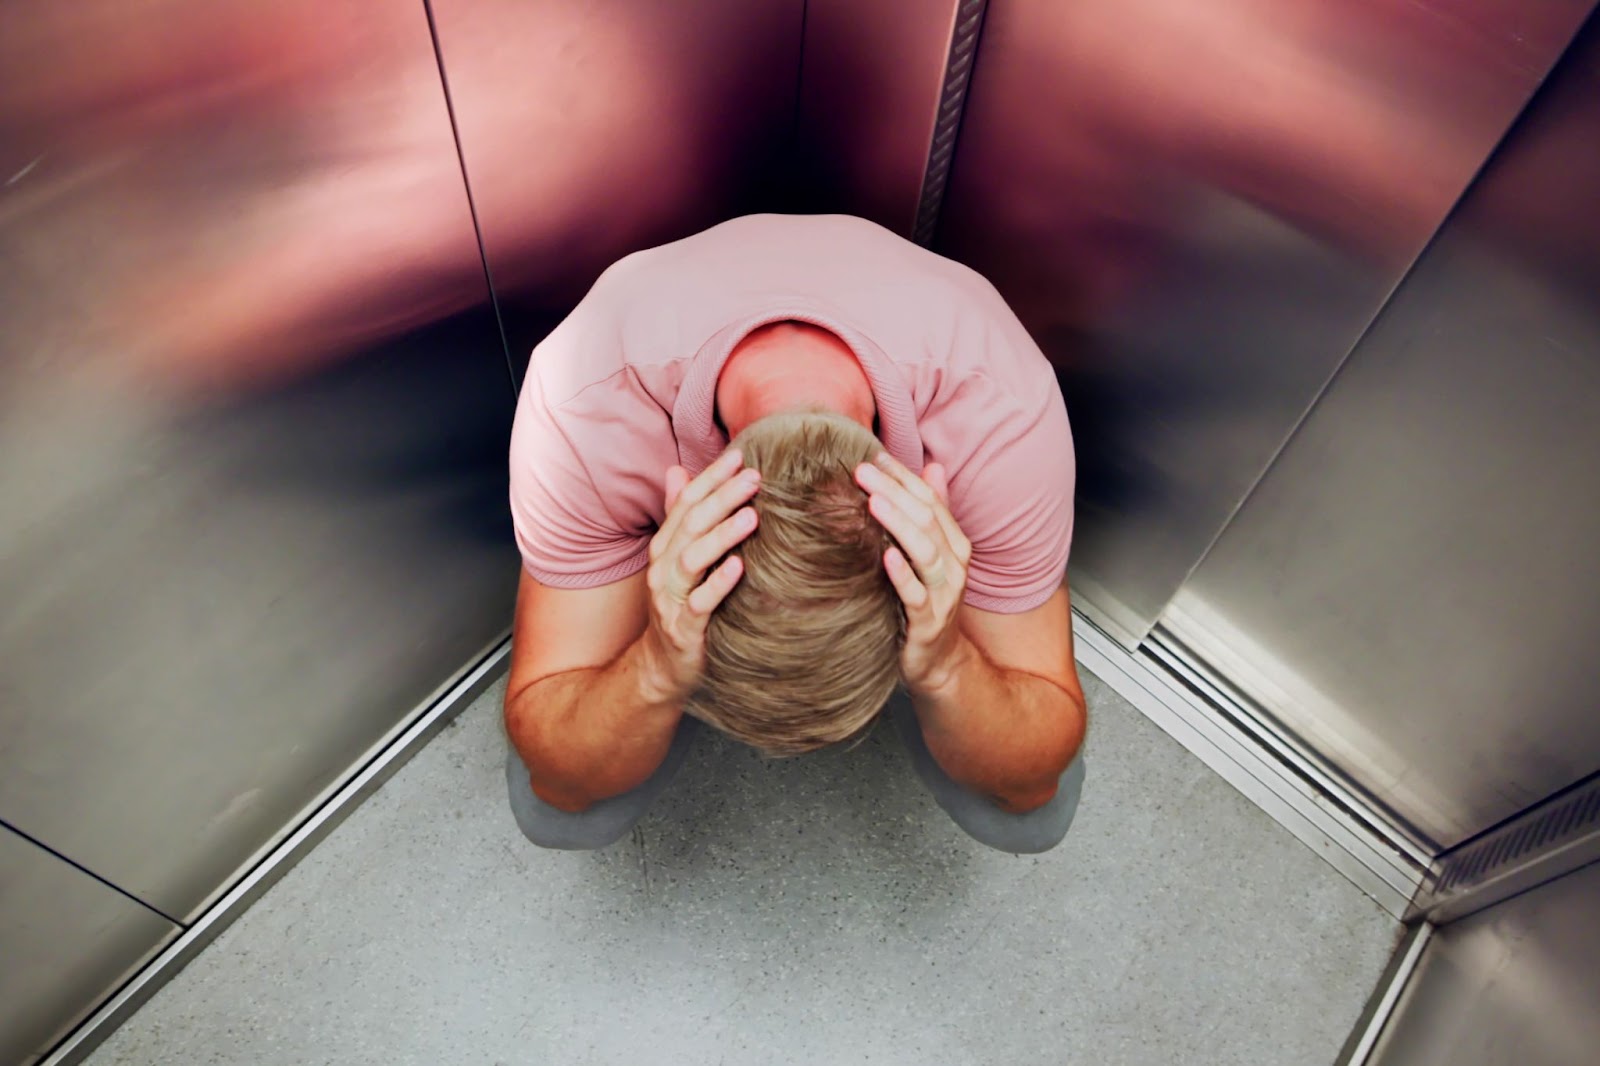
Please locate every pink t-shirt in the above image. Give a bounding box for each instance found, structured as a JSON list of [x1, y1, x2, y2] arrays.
[[508, 213, 1075, 614]]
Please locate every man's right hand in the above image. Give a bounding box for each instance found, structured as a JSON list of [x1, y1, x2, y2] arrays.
[[639, 447, 761, 703]]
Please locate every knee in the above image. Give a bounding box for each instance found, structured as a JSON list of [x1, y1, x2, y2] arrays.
[[504, 751, 631, 851], [977, 757, 1086, 855], [510, 806, 631, 851], [996, 819, 1073, 855], [980, 808, 1074, 855]]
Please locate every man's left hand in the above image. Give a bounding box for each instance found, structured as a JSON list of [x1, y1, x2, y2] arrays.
[[854, 452, 975, 694]]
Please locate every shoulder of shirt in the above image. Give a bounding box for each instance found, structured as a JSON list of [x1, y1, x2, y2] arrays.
[[523, 247, 684, 410]]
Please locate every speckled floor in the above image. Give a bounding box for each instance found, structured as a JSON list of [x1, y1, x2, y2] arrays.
[[86, 668, 1400, 1066]]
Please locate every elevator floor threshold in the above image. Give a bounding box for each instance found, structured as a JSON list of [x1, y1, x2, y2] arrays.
[[87, 670, 1398, 1065]]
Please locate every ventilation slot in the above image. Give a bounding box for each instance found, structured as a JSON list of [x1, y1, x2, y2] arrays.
[[1433, 773, 1600, 897]]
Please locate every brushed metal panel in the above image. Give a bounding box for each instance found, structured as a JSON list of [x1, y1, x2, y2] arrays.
[[1166, 14, 1600, 847], [1414, 772, 1600, 925], [933, 0, 1592, 643], [791, 0, 963, 237], [0, 0, 517, 918], [1367, 861, 1600, 1066], [0, 826, 177, 1066], [32, 646, 510, 1066], [429, 0, 807, 369]]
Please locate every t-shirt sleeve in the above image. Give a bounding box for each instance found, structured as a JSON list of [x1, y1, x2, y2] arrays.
[[507, 368, 669, 589], [929, 371, 1076, 614]]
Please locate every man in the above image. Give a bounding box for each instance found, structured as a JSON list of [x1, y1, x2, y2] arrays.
[[503, 214, 1086, 854]]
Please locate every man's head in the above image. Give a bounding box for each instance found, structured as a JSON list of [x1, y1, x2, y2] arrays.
[[684, 409, 906, 756]]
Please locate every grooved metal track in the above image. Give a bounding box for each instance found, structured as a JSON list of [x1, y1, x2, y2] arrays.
[[912, 0, 988, 247]]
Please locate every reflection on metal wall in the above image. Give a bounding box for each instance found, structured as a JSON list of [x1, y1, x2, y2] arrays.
[[0, 0, 514, 393], [429, 0, 806, 372], [934, 0, 1593, 643], [790, 0, 962, 237], [1368, 861, 1600, 1065], [0, 0, 515, 938], [430, 0, 960, 372], [0, 827, 177, 1066], [1164, 13, 1600, 847]]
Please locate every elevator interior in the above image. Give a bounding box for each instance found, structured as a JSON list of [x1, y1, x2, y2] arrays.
[[3, 1, 1600, 1063]]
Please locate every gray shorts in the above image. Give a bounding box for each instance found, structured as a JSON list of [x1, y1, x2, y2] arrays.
[[504, 691, 1085, 855]]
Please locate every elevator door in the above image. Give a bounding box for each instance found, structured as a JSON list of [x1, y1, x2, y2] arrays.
[[934, 0, 1593, 645], [1159, 12, 1600, 848], [428, 0, 959, 378]]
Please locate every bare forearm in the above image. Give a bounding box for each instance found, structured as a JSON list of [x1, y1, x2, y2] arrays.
[[909, 635, 1086, 812], [504, 638, 684, 811]]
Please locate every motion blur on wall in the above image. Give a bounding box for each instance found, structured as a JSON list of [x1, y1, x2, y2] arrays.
[[3, 0, 1599, 1062], [936, 0, 1594, 642], [0, 2, 510, 1061], [427, 0, 958, 370], [0, 1, 954, 1060]]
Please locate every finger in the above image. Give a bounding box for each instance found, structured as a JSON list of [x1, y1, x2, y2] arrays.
[[868, 451, 943, 508], [866, 487, 946, 576], [660, 471, 758, 597], [857, 457, 953, 547], [671, 466, 760, 563], [680, 505, 758, 577], [856, 457, 942, 537], [651, 467, 690, 563], [921, 463, 972, 566], [685, 555, 743, 616], [656, 449, 746, 554], [884, 546, 931, 611], [664, 466, 688, 512]]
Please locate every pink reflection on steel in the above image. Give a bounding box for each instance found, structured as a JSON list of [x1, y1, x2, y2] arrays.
[[428, 0, 806, 356], [939, 0, 1592, 329], [1, 0, 492, 392]]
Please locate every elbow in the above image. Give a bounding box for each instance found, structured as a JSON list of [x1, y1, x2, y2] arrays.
[[992, 707, 1086, 815], [529, 775, 596, 814], [989, 754, 1074, 813], [516, 731, 601, 814], [992, 780, 1061, 815], [504, 689, 598, 814]]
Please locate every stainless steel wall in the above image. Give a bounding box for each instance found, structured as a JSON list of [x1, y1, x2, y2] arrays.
[[429, 0, 958, 374], [1367, 861, 1600, 1065], [1, 3, 966, 1058], [790, 0, 962, 236], [0, 829, 177, 1066], [934, 0, 1593, 644], [429, 0, 801, 373], [1163, 12, 1600, 848], [8, 0, 1599, 1059], [1, 0, 517, 1054]]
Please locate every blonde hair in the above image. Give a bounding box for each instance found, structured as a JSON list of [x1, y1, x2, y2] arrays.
[[686, 409, 906, 756]]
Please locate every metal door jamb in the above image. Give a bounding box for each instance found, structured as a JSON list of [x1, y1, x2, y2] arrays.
[[911, 0, 989, 247]]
